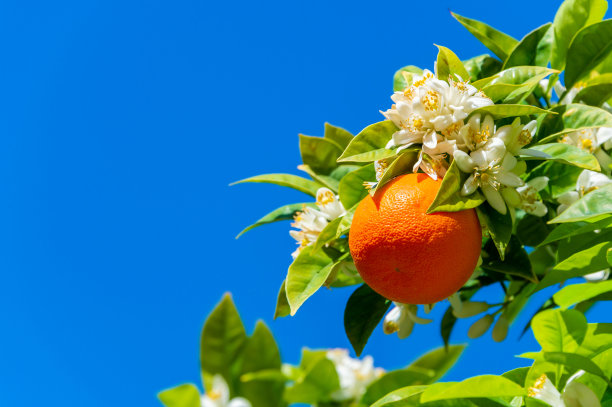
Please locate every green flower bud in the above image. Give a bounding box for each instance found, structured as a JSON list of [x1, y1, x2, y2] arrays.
[[468, 314, 494, 339]]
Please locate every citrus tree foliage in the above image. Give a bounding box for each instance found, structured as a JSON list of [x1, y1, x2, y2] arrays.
[[159, 295, 612, 407], [162, 1, 612, 405]]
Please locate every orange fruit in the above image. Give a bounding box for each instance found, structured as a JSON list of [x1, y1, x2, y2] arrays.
[[349, 173, 481, 304]]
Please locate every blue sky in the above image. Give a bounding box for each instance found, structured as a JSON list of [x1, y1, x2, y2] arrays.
[[0, 1, 608, 406]]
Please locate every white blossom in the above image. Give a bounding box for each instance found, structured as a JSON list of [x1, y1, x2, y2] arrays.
[[560, 128, 612, 170], [528, 371, 601, 407], [502, 176, 549, 217], [201, 375, 251, 407], [383, 303, 432, 339], [290, 188, 346, 258], [326, 349, 384, 402], [557, 170, 612, 214]]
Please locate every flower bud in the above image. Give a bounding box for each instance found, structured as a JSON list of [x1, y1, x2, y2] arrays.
[[511, 160, 527, 176], [453, 301, 489, 318], [492, 316, 509, 342], [468, 314, 494, 339]]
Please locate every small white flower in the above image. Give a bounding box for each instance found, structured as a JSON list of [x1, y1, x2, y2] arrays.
[[454, 138, 524, 214], [383, 303, 432, 339], [201, 375, 252, 407], [503, 176, 549, 217], [326, 349, 384, 402], [363, 159, 389, 190], [495, 117, 543, 157], [528, 371, 601, 407], [382, 69, 492, 157], [290, 188, 346, 258], [561, 127, 612, 170], [557, 170, 612, 214]]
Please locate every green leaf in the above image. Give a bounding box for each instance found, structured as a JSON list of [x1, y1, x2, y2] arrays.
[[409, 345, 466, 383], [237, 203, 313, 238], [239, 321, 284, 407], [420, 376, 525, 402], [537, 104, 612, 143], [481, 236, 537, 283], [463, 55, 502, 82], [393, 66, 424, 91], [516, 214, 551, 247], [539, 215, 612, 245], [338, 121, 398, 163], [370, 385, 428, 407], [565, 19, 612, 89], [324, 123, 354, 150], [338, 163, 375, 209], [274, 280, 290, 319], [158, 384, 201, 407], [574, 83, 612, 106], [451, 12, 518, 60], [550, 0, 608, 70], [522, 143, 600, 171], [200, 294, 247, 394], [336, 203, 358, 238], [536, 25, 554, 67], [344, 284, 390, 356], [501, 367, 530, 386], [608, 247, 612, 266], [477, 203, 513, 260], [536, 241, 612, 291], [531, 308, 587, 353], [312, 217, 343, 252], [427, 160, 485, 213], [549, 183, 612, 223], [231, 174, 320, 197], [299, 134, 343, 175], [284, 357, 340, 404], [554, 280, 612, 307], [479, 66, 557, 103], [521, 351, 611, 384], [286, 245, 335, 315], [504, 24, 553, 69], [526, 161, 583, 199], [435, 45, 470, 81], [374, 150, 419, 192], [441, 306, 458, 349], [298, 165, 340, 192], [469, 104, 552, 120]]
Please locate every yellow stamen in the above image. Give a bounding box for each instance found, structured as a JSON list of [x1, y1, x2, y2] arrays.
[[317, 190, 335, 206], [527, 374, 548, 397], [421, 90, 440, 111], [518, 129, 532, 146]]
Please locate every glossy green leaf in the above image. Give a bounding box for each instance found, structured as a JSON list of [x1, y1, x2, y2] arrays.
[[284, 357, 340, 405], [469, 104, 551, 120], [537, 104, 612, 143], [565, 19, 612, 89], [158, 384, 201, 407], [537, 241, 612, 291], [521, 351, 610, 384], [556, 228, 612, 262], [409, 345, 466, 383], [370, 385, 428, 407], [536, 25, 554, 67], [436, 45, 470, 81], [239, 321, 284, 407], [237, 203, 313, 238], [420, 375, 525, 402], [427, 160, 485, 213], [554, 280, 612, 307], [574, 83, 612, 106], [299, 134, 343, 174], [338, 121, 398, 163], [393, 66, 424, 91], [312, 217, 343, 252], [298, 165, 340, 192], [441, 306, 458, 349], [336, 203, 357, 238], [463, 55, 502, 81], [451, 12, 518, 60], [516, 214, 551, 247], [501, 367, 530, 386], [504, 23, 552, 69], [608, 247, 612, 266], [200, 294, 247, 394], [324, 123, 354, 150], [521, 143, 600, 170], [477, 203, 513, 260], [338, 163, 375, 209], [481, 236, 537, 283], [531, 308, 587, 353], [274, 280, 290, 319], [286, 245, 335, 315], [550, 0, 608, 70], [526, 161, 583, 199], [231, 173, 320, 197], [344, 284, 390, 356], [539, 215, 612, 245], [549, 183, 612, 223], [479, 66, 556, 103], [374, 150, 419, 192]]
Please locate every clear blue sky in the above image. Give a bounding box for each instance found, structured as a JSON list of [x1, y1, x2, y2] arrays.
[[0, 1, 608, 406]]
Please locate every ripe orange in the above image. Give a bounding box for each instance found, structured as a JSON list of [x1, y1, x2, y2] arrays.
[[349, 173, 481, 304]]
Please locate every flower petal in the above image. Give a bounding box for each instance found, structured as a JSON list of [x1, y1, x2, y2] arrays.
[[462, 174, 479, 196], [482, 184, 507, 214]]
